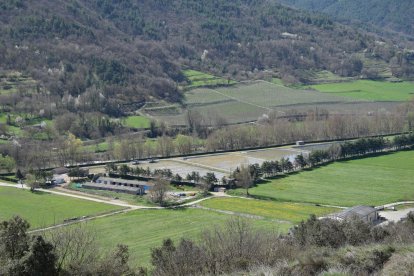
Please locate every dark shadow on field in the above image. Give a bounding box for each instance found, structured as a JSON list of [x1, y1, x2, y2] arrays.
[[27, 190, 49, 196]]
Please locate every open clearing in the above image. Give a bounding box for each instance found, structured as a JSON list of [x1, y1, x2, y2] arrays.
[[0, 187, 123, 229], [230, 151, 414, 207], [89, 208, 290, 265], [310, 80, 414, 101], [199, 197, 339, 223]]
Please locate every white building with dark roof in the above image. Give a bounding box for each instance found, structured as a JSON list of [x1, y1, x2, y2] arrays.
[[83, 176, 154, 195]]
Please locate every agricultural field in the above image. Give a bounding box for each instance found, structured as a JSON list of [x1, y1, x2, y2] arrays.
[[185, 147, 307, 172], [187, 153, 262, 172], [309, 80, 414, 101], [149, 80, 402, 126], [123, 115, 151, 129], [216, 81, 354, 109], [245, 148, 305, 161], [127, 145, 309, 178], [89, 208, 290, 266], [0, 187, 122, 229], [230, 150, 414, 207], [182, 69, 235, 89], [199, 197, 339, 223], [134, 159, 228, 179], [292, 141, 342, 152]]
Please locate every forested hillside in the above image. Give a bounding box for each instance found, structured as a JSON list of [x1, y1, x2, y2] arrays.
[[1, 0, 413, 118], [278, 0, 414, 39]]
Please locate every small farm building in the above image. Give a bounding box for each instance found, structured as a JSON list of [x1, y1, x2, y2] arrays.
[[84, 176, 154, 195], [329, 206, 378, 224]]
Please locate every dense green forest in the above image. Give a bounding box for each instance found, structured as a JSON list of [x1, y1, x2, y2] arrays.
[[278, 0, 414, 39], [1, 0, 413, 115]]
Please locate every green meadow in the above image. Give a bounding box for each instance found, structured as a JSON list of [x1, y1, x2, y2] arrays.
[[89, 208, 289, 266], [231, 151, 414, 207], [124, 115, 151, 129], [310, 80, 414, 101], [0, 187, 123, 229], [199, 197, 339, 223]]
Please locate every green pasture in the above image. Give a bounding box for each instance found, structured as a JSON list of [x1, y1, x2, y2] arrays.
[[89, 208, 290, 266], [310, 80, 414, 101], [123, 115, 151, 129], [83, 141, 110, 153], [200, 197, 338, 223], [0, 187, 123, 229], [230, 151, 414, 207]]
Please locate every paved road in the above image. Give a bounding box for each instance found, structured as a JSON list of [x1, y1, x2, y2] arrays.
[[379, 208, 414, 223]]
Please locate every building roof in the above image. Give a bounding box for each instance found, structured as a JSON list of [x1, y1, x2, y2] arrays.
[[96, 176, 154, 186], [52, 167, 69, 175], [83, 182, 142, 192], [332, 206, 377, 220]]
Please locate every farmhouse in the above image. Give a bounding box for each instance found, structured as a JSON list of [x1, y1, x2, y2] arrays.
[[84, 176, 154, 195], [329, 206, 378, 224]]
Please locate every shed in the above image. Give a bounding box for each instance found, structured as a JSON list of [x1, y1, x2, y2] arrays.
[[296, 141, 305, 146], [93, 176, 154, 195], [329, 206, 378, 224]]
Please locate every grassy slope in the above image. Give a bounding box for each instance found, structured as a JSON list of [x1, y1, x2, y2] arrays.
[[0, 187, 122, 229], [310, 80, 414, 101], [199, 197, 339, 223], [90, 208, 289, 265], [231, 151, 414, 207]]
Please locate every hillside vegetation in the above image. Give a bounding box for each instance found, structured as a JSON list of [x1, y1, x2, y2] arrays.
[[1, 0, 413, 120], [278, 0, 414, 39]]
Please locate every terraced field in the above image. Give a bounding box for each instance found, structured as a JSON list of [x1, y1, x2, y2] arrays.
[[183, 69, 235, 89], [150, 80, 402, 126]]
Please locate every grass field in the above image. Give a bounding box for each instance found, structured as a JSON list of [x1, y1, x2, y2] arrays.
[[230, 151, 414, 207], [89, 208, 290, 266], [83, 141, 110, 153], [0, 187, 122, 229], [310, 80, 414, 101], [199, 198, 339, 223], [123, 115, 151, 129]]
